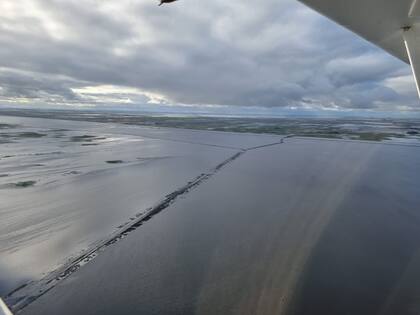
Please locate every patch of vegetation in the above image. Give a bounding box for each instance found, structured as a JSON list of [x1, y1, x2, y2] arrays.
[[0, 131, 44, 140], [299, 133, 342, 139], [356, 133, 400, 141], [0, 123, 17, 129], [70, 135, 97, 142], [106, 160, 124, 164], [70, 135, 106, 145], [16, 132, 46, 138], [12, 180, 36, 188]]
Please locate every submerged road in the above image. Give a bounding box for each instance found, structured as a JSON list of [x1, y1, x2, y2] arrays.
[[0, 115, 287, 307], [11, 136, 420, 315]]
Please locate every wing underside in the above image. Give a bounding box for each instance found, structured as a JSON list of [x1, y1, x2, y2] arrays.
[[0, 299, 12, 315], [299, 0, 420, 98]]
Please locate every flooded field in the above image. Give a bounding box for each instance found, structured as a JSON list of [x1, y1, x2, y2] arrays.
[[11, 134, 420, 315], [2, 108, 420, 143], [1, 116, 284, 296]]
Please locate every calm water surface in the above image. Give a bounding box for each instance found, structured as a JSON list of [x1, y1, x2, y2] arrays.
[[2, 116, 276, 295], [21, 138, 420, 315]]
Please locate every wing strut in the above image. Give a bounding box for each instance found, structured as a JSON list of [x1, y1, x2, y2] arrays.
[[409, 0, 420, 17], [403, 25, 420, 98], [298, 0, 420, 101]]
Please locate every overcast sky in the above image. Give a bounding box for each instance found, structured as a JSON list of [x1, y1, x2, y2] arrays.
[[0, 0, 418, 114]]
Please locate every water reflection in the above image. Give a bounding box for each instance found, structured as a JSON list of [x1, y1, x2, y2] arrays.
[[21, 139, 420, 315], [289, 143, 420, 315], [0, 116, 241, 295]]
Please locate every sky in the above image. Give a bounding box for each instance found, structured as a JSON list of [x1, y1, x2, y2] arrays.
[[0, 0, 418, 116]]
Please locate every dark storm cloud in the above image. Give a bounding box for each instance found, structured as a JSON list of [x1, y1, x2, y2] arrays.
[[0, 69, 83, 102], [0, 0, 417, 110]]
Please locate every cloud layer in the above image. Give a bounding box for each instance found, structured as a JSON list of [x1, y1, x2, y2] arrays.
[[0, 0, 418, 112]]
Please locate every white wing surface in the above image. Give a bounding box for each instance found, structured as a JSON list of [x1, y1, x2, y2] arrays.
[[298, 0, 420, 98], [0, 299, 13, 315]]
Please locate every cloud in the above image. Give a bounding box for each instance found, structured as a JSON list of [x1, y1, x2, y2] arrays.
[[0, 68, 82, 103], [0, 0, 417, 111]]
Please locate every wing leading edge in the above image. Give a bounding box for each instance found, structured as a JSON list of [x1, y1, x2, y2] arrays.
[[298, 0, 420, 98]]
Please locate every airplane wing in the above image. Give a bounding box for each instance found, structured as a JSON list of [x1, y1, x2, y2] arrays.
[[0, 298, 13, 315], [298, 0, 420, 98]]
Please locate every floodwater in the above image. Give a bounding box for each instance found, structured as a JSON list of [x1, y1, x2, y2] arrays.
[[17, 137, 420, 315], [1, 116, 283, 296]]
